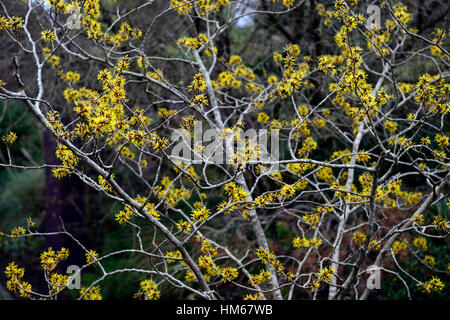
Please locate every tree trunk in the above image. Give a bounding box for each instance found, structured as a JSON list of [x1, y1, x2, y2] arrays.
[[44, 130, 86, 270]]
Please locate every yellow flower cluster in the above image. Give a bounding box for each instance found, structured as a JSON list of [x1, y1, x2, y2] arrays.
[[413, 237, 428, 251], [318, 55, 344, 75], [253, 181, 308, 208], [368, 240, 381, 251], [257, 112, 270, 124], [98, 175, 113, 192], [173, 0, 230, 16], [215, 71, 240, 89], [178, 33, 210, 50], [48, 273, 70, 294], [221, 266, 239, 282], [191, 206, 211, 222], [212, 58, 255, 91], [293, 236, 322, 248], [413, 214, 425, 225], [86, 249, 99, 265], [191, 94, 209, 107], [250, 269, 271, 286], [392, 3, 412, 26], [384, 120, 398, 135], [279, 184, 296, 199], [356, 176, 422, 209], [2, 131, 17, 145], [103, 21, 142, 46], [229, 143, 261, 168], [80, 286, 102, 300], [272, 0, 299, 9], [432, 216, 449, 231], [256, 247, 285, 276], [244, 293, 262, 300], [10, 226, 26, 238], [188, 73, 207, 93], [430, 29, 447, 58], [297, 137, 318, 157], [225, 182, 249, 203], [171, 0, 193, 15], [352, 231, 366, 246], [392, 240, 407, 255], [165, 250, 183, 264], [5, 262, 32, 298], [317, 266, 335, 283], [177, 220, 192, 232], [154, 176, 191, 207], [56, 144, 79, 168], [200, 238, 218, 257], [136, 195, 160, 220], [198, 255, 220, 278], [120, 146, 135, 160], [316, 4, 334, 27], [420, 276, 445, 294], [272, 44, 311, 98], [0, 15, 24, 31], [135, 279, 160, 300], [40, 247, 70, 271], [52, 144, 76, 180], [287, 161, 316, 176], [115, 205, 135, 224], [253, 193, 275, 208], [42, 48, 61, 68], [423, 255, 435, 267], [435, 134, 449, 148], [303, 213, 320, 229], [276, 68, 307, 98], [62, 71, 81, 84], [41, 29, 55, 42]]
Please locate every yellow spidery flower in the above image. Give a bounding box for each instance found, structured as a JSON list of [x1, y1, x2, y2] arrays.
[[257, 112, 270, 124], [423, 255, 435, 267], [40, 247, 69, 271], [317, 266, 335, 283], [2, 131, 17, 145], [221, 267, 238, 282], [188, 73, 207, 93], [191, 206, 211, 222], [135, 279, 160, 300], [432, 216, 449, 231], [171, 0, 193, 15], [420, 276, 445, 293], [177, 220, 192, 232], [41, 29, 55, 42], [80, 286, 102, 300], [86, 250, 99, 265], [10, 226, 26, 238], [353, 231, 366, 246], [244, 293, 262, 300], [392, 240, 407, 255], [413, 237, 428, 251], [293, 237, 310, 248], [98, 175, 113, 192]]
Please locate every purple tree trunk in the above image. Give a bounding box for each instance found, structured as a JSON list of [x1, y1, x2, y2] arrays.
[[44, 130, 86, 269]]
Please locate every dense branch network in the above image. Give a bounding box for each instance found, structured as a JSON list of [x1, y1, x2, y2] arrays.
[[0, 0, 448, 300]]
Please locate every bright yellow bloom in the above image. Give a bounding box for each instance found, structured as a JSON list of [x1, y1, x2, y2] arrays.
[[2, 131, 17, 145]]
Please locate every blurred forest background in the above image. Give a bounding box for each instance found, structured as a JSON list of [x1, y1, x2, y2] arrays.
[[0, 0, 449, 299]]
